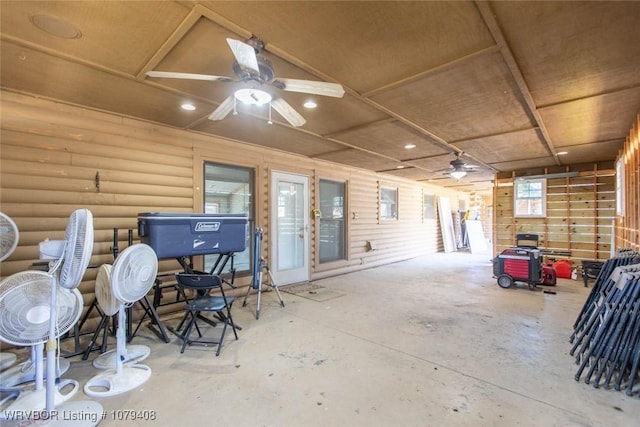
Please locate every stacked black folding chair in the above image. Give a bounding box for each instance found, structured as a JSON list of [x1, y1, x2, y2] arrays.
[[570, 250, 640, 396]]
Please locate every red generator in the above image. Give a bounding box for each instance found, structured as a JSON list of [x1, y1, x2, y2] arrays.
[[493, 234, 557, 289]]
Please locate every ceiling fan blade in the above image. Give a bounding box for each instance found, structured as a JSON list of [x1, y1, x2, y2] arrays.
[[271, 98, 306, 127], [226, 38, 260, 74], [208, 96, 235, 121], [146, 71, 233, 82], [277, 78, 345, 98]]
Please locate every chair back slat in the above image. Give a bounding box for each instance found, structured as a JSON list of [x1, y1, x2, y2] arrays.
[[175, 273, 222, 290]]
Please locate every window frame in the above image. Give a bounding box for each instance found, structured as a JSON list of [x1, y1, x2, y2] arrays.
[[379, 186, 398, 221], [423, 192, 436, 221], [616, 158, 625, 217], [318, 178, 347, 264], [202, 161, 255, 276], [514, 178, 546, 218]]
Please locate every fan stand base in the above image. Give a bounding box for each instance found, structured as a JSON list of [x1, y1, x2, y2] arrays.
[[0, 379, 79, 421], [0, 400, 104, 427], [91, 345, 150, 370], [83, 364, 152, 398], [0, 358, 70, 391]]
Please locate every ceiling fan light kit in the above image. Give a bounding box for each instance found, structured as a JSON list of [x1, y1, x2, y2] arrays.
[[147, 35, 344, 127], [234, 88, 272, 105], [437, 152, 478, 180], [450, 170, 467, 180]]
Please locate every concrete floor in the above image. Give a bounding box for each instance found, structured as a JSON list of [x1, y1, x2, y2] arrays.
[[4, 251, 640, 426]]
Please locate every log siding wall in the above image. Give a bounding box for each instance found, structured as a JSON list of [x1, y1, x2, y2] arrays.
[[0, 91, 467, 310]]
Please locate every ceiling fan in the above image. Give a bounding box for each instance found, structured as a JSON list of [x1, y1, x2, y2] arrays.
[[442, 152, 477, 180], [146, 35, 345, 127]]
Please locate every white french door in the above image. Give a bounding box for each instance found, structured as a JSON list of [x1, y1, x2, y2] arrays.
[[270, 171, 309, 285]]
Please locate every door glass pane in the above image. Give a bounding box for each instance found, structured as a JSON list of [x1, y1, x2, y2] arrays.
[[277, 180, 304, 270], [319, 179, 345, 263], [203, 162, 254, 274]]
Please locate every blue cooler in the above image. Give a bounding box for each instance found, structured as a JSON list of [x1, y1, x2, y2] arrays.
[[137, 212, 249, 259]]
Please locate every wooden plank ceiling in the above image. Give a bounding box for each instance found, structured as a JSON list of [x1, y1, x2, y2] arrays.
[[1, 1, 639, 193]]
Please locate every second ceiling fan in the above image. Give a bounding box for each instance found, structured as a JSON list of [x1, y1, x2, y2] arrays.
[[146, 35, 345, 127], [441, 152, 478, 180]]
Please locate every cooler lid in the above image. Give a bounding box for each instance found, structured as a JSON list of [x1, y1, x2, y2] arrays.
[[137, 212, 248, 221]]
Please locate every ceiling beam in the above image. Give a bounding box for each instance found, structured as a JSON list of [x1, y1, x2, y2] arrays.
[[362, 45, 500, 98], [474, 0, 560, 165], [136, 8, 202, 79], [350, 95, 497, 172], [323, 118, 396, 139], [537, 84, 640, 110], [448, 126, 540, 145]]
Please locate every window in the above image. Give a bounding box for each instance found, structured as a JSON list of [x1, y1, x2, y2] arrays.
[[423, 193, 436, 220], [380, 186, 398, 220], [203, 162, 254, 274], [319, 179, 346, 263], [616, 158, 625, 217], [514, 178, 546, 217]]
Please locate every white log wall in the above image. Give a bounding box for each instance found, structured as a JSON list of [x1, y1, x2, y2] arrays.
[[0, 91, 468, 317]]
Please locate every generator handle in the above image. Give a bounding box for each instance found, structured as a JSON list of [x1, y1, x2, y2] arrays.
[[516, 233, 539, 248]]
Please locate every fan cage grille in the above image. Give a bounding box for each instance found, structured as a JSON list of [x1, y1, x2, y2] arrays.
[[111, 244, 158, 304], [95, 264, 118, 316], [0, 213, 19, 262], [0, 271, 82, 346], [59, 209, 94, 289]]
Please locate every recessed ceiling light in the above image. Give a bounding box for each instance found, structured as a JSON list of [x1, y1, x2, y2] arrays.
[[181, 103, 196, 111], [404, 144, 416, 149], [303, 100, 317, 109], [30, 14, 82, 39], [556, 151, 568, 156]]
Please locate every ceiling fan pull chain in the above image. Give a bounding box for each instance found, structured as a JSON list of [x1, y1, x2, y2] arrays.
[[268, 103, 273, 125]]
